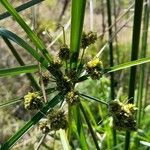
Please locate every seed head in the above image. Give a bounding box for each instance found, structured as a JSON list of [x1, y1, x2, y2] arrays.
[[86, 58, 103, 80], [48, 59, 62, 72], [24, 92, 43, 110], [57, 76, 72, 92], [39, 119, 50, 134], [81, 31, 97, 49], [109, 100, 137, 131], [58, 44, 70, 60], [48, 110, 68, 131], [66, 90, 80, 106]]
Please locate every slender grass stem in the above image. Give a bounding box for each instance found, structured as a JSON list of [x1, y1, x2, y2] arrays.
[[35, 134, 47, 150], [62, 26, 66, 45], [98, 2, 134, 38], [112, 0, 119, 64], [31, 5, 48, 103], [106, 0, 116, 147], [125, 0, 144, 150], [89, 0, 94, 30], [96, 14, 134, 58], [79, 102, 100, 150], [79, 93, 108, 105]]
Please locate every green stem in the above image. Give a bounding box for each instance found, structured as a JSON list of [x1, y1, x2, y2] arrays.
[[70, 0, 87, 69], [79, 102, 100, 150], [106, 0, 116, 147], [79, 93, 108, 105], [137, 0, 149, 126], [125, 0, 144, 150]]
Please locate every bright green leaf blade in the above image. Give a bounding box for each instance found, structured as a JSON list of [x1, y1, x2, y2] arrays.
[[0, 28, 49, 69], [0, 0, 52, 63], [70, 0, 86, 69], [73, 106, 88, 150], [81, 101, 97, 126], [0, 0, 44, 20], [107, 56, 150, 73], [1, 93, 64, 149], [0, 65, 38, 77]]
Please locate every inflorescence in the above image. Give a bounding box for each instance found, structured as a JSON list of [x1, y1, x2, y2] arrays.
[[23, 30, 136, 134]]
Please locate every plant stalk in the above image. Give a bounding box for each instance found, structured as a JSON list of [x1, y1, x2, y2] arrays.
[[137, 0, 149, 126], [79, 102, 100, 150], [125, 0, 144, 150], [106, 0, 116, 147]]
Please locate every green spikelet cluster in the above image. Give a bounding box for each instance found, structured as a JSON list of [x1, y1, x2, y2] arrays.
[[58, 44, 70, 60], [81, 31, 97, 49], [39, 119, 50, 134], [48, 110, 68, 131], [66, 90, 80, 105], [57, 76, 72, 92], [86, 58, 103, 80], [109, 100, 137, 131], [24, 92, 43, 110]]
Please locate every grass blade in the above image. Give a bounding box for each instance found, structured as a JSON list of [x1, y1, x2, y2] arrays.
[[72, 106, 88, 150], [0, 0, 44, 20], [2, 37, 40, 90], [70, 0, 87, 69], [0, 28, 49, 69], [1, 93, 64, 149], [79, 103, 100, 150], [0, 65, 38, 77], [107, 57, 150, 73], [0, 0, 52, 63], [0, 98, 22, 108]]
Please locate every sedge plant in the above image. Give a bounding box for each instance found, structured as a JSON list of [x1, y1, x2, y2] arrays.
[[0, 0, 150, 150]]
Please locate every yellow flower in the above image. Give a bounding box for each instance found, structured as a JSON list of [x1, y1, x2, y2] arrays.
[[24, 92, 43, 110], [87, 58, 102, 68]]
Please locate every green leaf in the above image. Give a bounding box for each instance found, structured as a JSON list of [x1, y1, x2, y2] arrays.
[[0, 28, 49, 69], [72, 106, 88, 150], [70, 0, 87, 69], [79, 103, 100, 150], [0, 65, 38, 77], [1, 92, 64, 149], [0, 0, 44, 20], [2, 37, 40, 90], [0, 98, 22, 108], [0, 0, 52, 63], [107, 56, 150, 73]]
